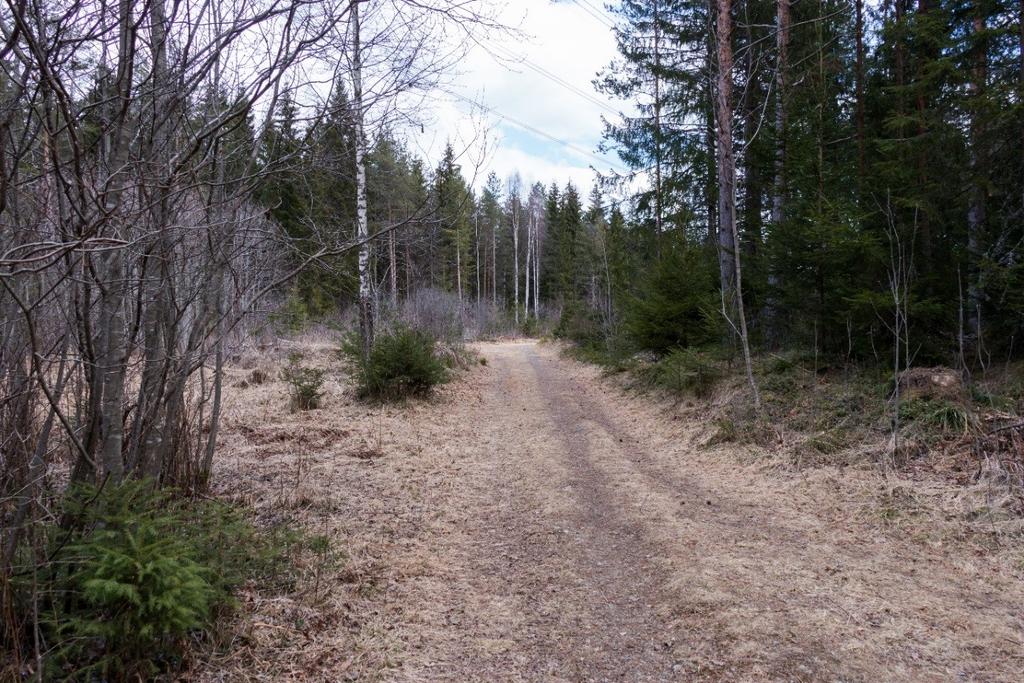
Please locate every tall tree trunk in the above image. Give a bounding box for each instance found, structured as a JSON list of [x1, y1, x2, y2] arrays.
[[351, 1, 373, 360], [492, 218, 498, 306], [389, 216, 399, 308], [525, 211, 532, 318], [966, 5, 987, 351], [94, 0, 137, 485], [716, 0, 762, 413], [764, 0, 790, 345], [715, 0, 736, 302], [533, 212, 540, 316], [855, 0, 866, 182], [653, 0, 663, 255], [474, 210, 481, 305], [455, 225, 463, 303], [771, 0, 789, 227], [895, 0, 907, 118], [916, 0, 934, 268], [134, 0, 172, 481], [705, 31, 718, 247], [512, 203, 520, 324], [405, 240, 412, 297], [741, 16, 762, 254]]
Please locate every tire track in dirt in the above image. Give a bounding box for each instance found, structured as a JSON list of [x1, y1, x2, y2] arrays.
[[524, 347, 844, 680], [208, 339, 1024, 681], [398, 341, 679, 681], [401, 341, 1024, 682], [514, 343, 1024, 681], [517, 343, 680, 680]]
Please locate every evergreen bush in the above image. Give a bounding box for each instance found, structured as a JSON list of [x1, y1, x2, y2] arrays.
[[4, 481, 305, 679], [280, 352, 327, 410], [623, 244, 717, 354], [342, 326, 448, 400], [554, 299, 603, 345], [639, 348, 721, 398]]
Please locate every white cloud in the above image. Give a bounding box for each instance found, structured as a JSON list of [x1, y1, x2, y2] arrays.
[[405, 0, 628, 194]]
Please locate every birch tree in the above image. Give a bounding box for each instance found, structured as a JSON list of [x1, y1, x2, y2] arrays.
[[351, 0, 374, 359], [508, 173, 522, 324]]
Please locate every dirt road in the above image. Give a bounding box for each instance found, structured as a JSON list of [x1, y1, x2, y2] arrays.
[[210, 340, 1024, 681]]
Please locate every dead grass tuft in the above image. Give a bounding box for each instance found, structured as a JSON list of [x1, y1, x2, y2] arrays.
[[249, 367, 270, 385], [899, 366, 965, 402]]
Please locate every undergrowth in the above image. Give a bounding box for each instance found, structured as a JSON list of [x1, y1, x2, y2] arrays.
[[570, 341, 1023, 472], [634, 348, 721, 398], [2, 480, 309, 680], [281, 351, 327, 411], [341, 325, 449, 401]]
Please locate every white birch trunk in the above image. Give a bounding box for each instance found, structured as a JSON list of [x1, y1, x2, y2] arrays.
[[475, 211, 481, 305], [533, 210, 540, 316], [352, 1, 373, 359], [525, 211, 533, 319], [512, 204, 520, 325], [456, 230, 463, 303]]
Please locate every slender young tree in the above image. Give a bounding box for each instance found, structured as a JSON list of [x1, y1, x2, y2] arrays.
[[509, 174, 522, 324], [715, 0, 762, 413]]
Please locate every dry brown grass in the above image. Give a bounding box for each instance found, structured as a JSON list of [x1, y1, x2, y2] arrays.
[[193, 339, 1024, 681]]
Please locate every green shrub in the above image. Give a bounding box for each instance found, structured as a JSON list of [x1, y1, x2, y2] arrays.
[[280, 352, 326, 410], [57, 512, 215, 677], [709, 417, 739, 443], [342, 326, 448, 400], [269, 289, 312, 333], [924, 402, 976, 435], [639, 349, 721, 398], [806, 429, 848, 454], [520, 315, 541, 338], [623, 243, 717, 353], [555, 300, 603, 345], [7, 481, 302, 679]]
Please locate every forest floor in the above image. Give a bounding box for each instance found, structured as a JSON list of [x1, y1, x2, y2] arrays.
[[198, 338, 1024, 682]]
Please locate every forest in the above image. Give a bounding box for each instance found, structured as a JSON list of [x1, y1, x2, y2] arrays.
[[2, 0, 1024, 679]]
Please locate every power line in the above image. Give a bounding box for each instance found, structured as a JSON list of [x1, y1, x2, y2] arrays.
[[447, 91, 625, 174], [578, 0, 616, 25], [487, 42, 619, 117], [568, 0, 616, 30]]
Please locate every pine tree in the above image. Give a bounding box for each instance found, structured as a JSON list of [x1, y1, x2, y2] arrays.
[[433, 143, 473, 297]]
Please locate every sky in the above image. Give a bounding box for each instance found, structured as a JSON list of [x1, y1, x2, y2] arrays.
[[408, 0, 628, 195]]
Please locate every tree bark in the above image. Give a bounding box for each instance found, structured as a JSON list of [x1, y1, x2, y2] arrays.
[[715, 0, 737, 302], [474, 210, 481, 305], [390, 215, 399, 308], [715, 0, 762, 413], [512, 199, 520, 324], [966, 5, 987, 350], [771, 0, 789, 227], [492, 214, 498, 306], [525, 210, 532, 318], [855, 0, 865, 181], [352, 0, 373, 360], [741, 15, 762, 253], [652, 0, 663, 255]]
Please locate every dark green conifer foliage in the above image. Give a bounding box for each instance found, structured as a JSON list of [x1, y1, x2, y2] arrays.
[[624, 238, 718, 353]]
